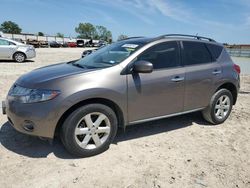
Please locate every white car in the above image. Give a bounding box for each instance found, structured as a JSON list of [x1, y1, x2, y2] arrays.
[[0, 37, 36, 62]]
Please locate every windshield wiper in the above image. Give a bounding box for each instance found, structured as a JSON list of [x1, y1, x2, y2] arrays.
[[72, 63, 86, 69]]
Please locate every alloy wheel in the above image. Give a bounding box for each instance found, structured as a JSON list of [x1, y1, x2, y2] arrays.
[[74, 112, 111, 150], [214, 95, 231, 120], [15, 53, 25, 62]]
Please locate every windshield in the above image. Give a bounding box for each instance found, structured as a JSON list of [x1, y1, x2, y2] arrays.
[[73, 40, 145, 69]]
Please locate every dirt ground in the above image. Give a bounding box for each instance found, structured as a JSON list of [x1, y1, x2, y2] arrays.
[[0, 48, 250, 188]]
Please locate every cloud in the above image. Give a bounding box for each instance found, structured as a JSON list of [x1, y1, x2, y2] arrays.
[[147, 0, 193, 22], [102, 0, 156, 25]]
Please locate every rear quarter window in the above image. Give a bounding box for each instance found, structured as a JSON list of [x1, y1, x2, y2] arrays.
[[182, 41, 212, 66], [206, 43, 223, 60]]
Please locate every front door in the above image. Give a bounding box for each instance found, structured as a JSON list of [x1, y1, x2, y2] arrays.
[[127, 41, 185, 123]]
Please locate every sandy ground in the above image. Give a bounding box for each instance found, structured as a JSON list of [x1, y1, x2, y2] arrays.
[[0, 48, 250, 188]]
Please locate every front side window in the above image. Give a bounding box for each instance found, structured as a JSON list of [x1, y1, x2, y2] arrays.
[[183, 41, 212, 65], [136, 41, 180, 69], [0, 39, 10, 46]]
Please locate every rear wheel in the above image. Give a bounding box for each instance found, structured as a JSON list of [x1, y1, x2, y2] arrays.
[[60, 104, 118, 157], [202, 89, 233, 124], [13, 52, 26, 62]]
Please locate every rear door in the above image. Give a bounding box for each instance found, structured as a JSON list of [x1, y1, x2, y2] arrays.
[[182, 41, 222, 111]]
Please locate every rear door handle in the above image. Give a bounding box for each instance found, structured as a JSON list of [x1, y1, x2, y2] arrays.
[[212, 70, 222, 75], [171, 76, 184, 82]]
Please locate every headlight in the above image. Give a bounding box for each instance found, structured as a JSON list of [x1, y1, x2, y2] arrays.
[[28, 45, 34, 50], [8, 85, 60, 103]]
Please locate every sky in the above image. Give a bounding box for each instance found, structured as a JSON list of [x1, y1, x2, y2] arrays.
[[1, 0, 250, 44]]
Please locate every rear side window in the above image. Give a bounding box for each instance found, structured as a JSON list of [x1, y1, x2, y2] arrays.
[[182, 41, 212, 65], [137, 41, 179, 69], [0, 39, 10, 45], [206, 43, 223, 60]]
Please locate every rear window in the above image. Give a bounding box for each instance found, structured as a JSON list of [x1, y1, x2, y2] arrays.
[[206, 43, 223, 60], [183, 41, 212, 65]]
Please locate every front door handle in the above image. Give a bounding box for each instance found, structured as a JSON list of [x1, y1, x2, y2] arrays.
[[171, 76, 184, 82], [212, 70, 222, 75]]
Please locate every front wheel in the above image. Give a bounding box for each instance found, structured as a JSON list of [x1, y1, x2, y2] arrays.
[[60, 104, 118, 157], [202, 89, 233, 124]]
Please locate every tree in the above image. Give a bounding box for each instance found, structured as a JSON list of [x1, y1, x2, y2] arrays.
[[117, 34, 128, 41], [56, 32, 64, 38], [38, 32, 44, 36], [95, 25, 112, 41], [0, 21, 22, 34], [75, 23, 96, 39]]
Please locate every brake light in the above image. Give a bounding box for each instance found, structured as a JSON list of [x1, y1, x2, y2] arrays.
[[233, 64, 241, 74]]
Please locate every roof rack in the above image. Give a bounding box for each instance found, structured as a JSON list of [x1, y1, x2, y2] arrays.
[[156, 34, 216, 42], [118, 36, 145, 41]]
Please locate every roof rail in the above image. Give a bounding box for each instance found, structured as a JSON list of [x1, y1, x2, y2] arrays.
[[118, 36, 145, 41], [156, 34, 216, 42]]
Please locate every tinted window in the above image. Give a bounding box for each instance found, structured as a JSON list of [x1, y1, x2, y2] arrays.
[[137, 41, 179, 69], [206, 43, 223, 60], [183, 41, 212, 65]]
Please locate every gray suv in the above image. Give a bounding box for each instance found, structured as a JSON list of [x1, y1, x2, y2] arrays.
[[2, 34, 240, 157]]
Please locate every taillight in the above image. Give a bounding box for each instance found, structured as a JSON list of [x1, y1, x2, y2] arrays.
[[233, 64, 241, 74]]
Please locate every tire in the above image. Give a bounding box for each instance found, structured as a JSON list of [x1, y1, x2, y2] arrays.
[[60, 104, 118, 157], [202, 89, 233, 125], [13, 52, 26, 62]]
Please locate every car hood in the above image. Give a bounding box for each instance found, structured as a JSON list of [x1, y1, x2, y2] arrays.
[[16, 62, 95, 88]]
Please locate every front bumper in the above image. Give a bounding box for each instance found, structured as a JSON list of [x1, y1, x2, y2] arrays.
[[25, 49, 36, 59], [3, 98, 60, 138]]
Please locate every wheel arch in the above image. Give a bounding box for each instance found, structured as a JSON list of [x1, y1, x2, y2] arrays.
[[216, 82, 238, 105], [12, 51, 27, 60], [54, 98, 125, 138]]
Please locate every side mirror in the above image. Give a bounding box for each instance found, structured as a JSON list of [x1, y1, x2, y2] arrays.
[[133, 60, 153, 73]]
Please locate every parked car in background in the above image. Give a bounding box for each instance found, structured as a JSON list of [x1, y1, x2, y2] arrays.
[[0, 37, 36, 62], [81, 43, 108, 58], [93, 40, 107, 47], [49, 41, 61, 48], [61, 42, 68, 47], [67, 42, 77, 47], [98, 41, 108, 48], [39, 40, 49, 48], [2, 34, 240, 157], [81, 49, 97, 58], [26, 39, 40, 48], [76, 39, 85, 47], [85, 39, 93, 47]]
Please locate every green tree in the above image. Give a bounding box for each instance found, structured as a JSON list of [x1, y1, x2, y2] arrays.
[[56, 32, 64, 38], [95, 25, 112, 41], [38, 32, 44, 36], [0, 21, 22, 34], [75, 23, 96, 39], [117, 34, 128, 41]]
